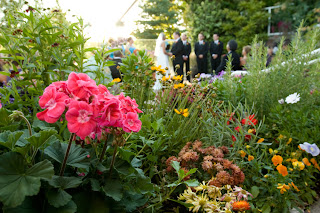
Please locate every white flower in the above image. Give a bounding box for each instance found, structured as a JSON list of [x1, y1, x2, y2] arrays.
[[278, 99, 284, 104], [285, 93, 300, 104]]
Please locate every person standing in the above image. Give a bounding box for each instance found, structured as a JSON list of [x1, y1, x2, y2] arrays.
[[181, 33, 191, 81], [210, 33, 223, 74], [170, 32, 184, 77], [216, 40, 240, 73], [195, 33, 208, 74]]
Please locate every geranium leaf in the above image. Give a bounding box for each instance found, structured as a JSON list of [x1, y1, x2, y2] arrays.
[[0, 152, 54, 207], [46, 189, 72, 208], [48, 176, 83, 190], [44, 141, 89, 169], [103, 178, 123, 202], [47, 200, 77, 213], [26, 129, 58, 149], [0, 131, 24, 150]]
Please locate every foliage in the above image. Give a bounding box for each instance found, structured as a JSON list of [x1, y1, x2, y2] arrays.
[[183, 0, 268, 51], [133, 0, 181, 39], [271, 0, 320, 33]]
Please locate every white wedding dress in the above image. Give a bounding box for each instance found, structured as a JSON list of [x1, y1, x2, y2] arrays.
[[153, 33, 170, 91]]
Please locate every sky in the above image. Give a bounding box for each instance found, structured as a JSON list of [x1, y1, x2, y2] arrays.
[[29, 0, 142, 42]]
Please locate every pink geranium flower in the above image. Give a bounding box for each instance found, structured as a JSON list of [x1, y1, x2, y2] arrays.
[[117, 93, 143, 114], [99, 98, 122, 127], [45, 81, 68, 94], [37, 88, 69, 123], [67, 72, 98, 100], [66, 101, 96, 139], [122, 112, 142, 133]]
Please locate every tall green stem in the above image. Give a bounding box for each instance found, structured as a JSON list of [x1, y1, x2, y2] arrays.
[[99, 134, 110, 162], [59, 133, 75, 176], [109, 144, 118, 177]]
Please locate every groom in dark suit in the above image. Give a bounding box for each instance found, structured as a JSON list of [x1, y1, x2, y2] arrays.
[[210, 33, 223, 74], [181, 33, 191, 81], [170, 32, 184, 77], [195, 33, 209, 74]]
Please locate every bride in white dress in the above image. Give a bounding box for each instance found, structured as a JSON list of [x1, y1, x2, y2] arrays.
[[153, 32, 171, 91]]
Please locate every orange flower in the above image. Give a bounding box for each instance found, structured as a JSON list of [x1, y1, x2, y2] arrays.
[[276, 164, 288, 177], [257, 138, 264, 143], [248, 155, 254, 161], [310, 158, 320, 171], [286, 138, 292, 145], [310, 158, 317, 165], [277, 183, 290, 194], [272, 155, 283, 166], [239, 150, 246, 158], [302, 158, 311, 166], [232, 200, 251, 211], [289, 182, 300, 192]]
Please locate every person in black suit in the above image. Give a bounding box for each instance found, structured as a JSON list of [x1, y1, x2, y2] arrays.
[[210, 33, 223, 74], [170, 31, 184, 77], [195, 33, 209, 74], [181, 33, 191, 81], [216, 40, 241, 73], [109, 50, 123, 81]]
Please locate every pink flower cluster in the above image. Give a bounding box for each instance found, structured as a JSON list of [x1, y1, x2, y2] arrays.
[[37, 72, 142, 139]]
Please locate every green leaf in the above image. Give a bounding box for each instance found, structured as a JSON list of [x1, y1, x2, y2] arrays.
[[48, 176, 82, 190], [44, 141, 90, 169], [2, 196, 41, 213], [185, 168, 197, 176], [261, 203, 271, 213], [251, 186, 260, 198], [103, 178, 123, 201], [0, 152, 54, 207], [131, 157, 142, 168], [26, 129, 58, 149], [46, 189, 72, 208], [171, 161, 180, 173], [0, 131, 24, 150], [47, 200, 77, 213], [184, 179, 200, 187], [168, 199, 194, 208], [90, 178, 100, 191]]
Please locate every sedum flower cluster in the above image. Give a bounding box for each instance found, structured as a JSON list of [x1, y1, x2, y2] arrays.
[[166, 141, 245, 186]]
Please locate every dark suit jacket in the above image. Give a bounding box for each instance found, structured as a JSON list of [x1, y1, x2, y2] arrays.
[[216, 51, 241, 73], [183, 42, 191, 57], [109, 58, 122, 80], [195, 41, 209, 58], [210, 41, 223, 58], [171, 38, 184, 64]]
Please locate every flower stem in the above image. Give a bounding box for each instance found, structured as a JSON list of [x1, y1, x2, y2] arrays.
[[59, 133, 75, 176], [109, 144, 118, 177], [99, 134, 110, 162]]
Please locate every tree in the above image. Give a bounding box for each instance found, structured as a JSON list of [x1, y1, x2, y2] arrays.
[[222, 0, 269, 49], [183, 0, 269, 51], [133, 0, 181, 39]]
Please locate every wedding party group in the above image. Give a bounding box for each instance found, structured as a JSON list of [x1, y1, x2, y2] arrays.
[[153, 31, 252, 88]]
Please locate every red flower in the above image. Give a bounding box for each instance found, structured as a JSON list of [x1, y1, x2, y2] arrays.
[[122, 112, 142, 133], [67, 72, 98, 100], [51, 42, 60, 47], [241, 114, 258, 126], [65, 101, 96, 139], [235, 126, 241, 132], [232, 135, 237, 142], [245, 135, 252, 141], [36, 88, 69, 123]]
